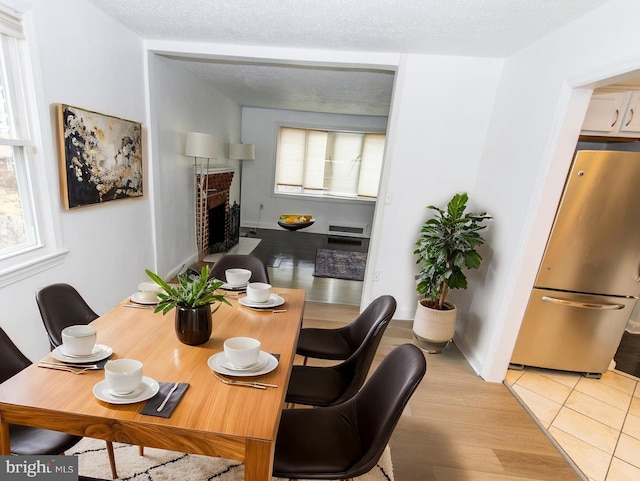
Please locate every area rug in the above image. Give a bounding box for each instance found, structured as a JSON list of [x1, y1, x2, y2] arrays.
[[66, 438, 394, 481], [314, 248, 367, 281]]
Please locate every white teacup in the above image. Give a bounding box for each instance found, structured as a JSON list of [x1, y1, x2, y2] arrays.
[[246, 282, 272, 303], [105, 359, 143, 395], [224, 337, 261, 368], [225, 268, 252, 286], [136, 291, 160, 303], [61, 325, 97, 356], [137, 282, 163, 294]]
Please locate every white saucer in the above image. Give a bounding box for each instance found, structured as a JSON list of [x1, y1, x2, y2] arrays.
[[131, 291, 160, 305], [208, 351, 278, 377], [219, 354, 269, 372], [52, 344, 113, 363], [93, 376, 159, 404], [238, 294, 285, 309], [220, 283, 248, 291]]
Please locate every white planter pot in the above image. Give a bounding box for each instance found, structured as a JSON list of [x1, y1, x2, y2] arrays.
[[412, 300, 457, 353]]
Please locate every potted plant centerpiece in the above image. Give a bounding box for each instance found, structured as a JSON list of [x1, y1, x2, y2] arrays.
[[145, 265, 231, 345], [413, 193, 491, 353]]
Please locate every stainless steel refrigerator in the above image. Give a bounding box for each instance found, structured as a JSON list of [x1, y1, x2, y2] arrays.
[[511, 150, 640, 376]]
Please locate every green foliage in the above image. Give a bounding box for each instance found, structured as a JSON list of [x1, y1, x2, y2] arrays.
[[414, 193, 491, 310], [145, 265, 231, 315]]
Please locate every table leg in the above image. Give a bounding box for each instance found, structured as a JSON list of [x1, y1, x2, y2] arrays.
[[244, 439, 274, 481], [0, 413, 10, 455]]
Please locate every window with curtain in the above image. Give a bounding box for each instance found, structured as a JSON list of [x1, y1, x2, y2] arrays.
[[275, 126, 386, 200]]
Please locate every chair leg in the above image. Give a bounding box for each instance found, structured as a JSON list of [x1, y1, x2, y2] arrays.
[[139, 445, 144, 456], [106, 441, 117, 479]]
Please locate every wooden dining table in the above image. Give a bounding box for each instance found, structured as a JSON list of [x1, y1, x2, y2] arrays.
[[0, 287, 305, 481]]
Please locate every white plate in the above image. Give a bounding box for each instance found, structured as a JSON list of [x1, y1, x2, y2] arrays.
[[52, 344, 113, 363], [93, 376, 159, 404], [130, 292, 160, 305], [218, 353, 269, 372], [238, 294, 285, 309], [208, 351, 278, 377]]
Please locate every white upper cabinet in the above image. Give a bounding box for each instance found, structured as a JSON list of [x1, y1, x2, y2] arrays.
[[582, 90, 640, 137], [619, 91, 640, 135]]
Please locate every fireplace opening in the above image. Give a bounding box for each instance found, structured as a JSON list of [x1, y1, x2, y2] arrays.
[[208, 201, 240, 254], [208, 204, 226, 253]]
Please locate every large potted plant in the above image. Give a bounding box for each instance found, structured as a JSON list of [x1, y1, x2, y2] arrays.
[[413, 193, 491, 352], [145, 265, 231, 345]]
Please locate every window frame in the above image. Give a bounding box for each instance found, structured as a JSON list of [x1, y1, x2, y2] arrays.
[[274, 124, 386, 203], [0, 4, 67, 288]]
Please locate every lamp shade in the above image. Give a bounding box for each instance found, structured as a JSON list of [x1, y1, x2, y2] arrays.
[[185, 132, 217, 159], [228, 143, 255, 160]]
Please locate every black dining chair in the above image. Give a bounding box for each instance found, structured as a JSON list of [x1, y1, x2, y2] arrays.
[[296, 294, 397, 364], [34, 283, 130, 478], [35, 283, 99, 351], [285, 295, 396, 408], [208, 254, 270, 284], [273, 343, 426, 481], [0, 327, 83, 456]]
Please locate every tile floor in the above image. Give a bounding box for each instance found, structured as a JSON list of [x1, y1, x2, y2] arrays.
[[505, 367, 640, 481]]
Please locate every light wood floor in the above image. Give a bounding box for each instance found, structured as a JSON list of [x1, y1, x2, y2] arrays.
[[302, 302, 582, 481]]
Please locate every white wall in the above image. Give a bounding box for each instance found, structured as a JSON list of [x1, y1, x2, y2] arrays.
[[0, 0, 149, 360], [239, 107, 387, 234], [147, 55, 242, 278], [466, 0, 640, 381], [364, 54, 504, 321]]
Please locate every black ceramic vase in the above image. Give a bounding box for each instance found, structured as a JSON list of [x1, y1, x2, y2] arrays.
[[175, 305, 212, 345]]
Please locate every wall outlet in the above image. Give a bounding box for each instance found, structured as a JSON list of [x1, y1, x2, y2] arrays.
[[259, 203, 264, 210]]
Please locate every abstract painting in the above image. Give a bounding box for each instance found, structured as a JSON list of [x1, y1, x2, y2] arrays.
[[57, 104, 143, 209]]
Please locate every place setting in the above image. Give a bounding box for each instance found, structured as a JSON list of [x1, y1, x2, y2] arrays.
[[237, 282, 286, 312], [125, 282, 163, 308], [42, 325, 114, 373], [208, 337, 279, 386], [218, 268, 251, 292], [92, 358, 189, 417]]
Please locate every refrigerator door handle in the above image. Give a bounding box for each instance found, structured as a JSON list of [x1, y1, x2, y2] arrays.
[[541, 296, 625, 310]]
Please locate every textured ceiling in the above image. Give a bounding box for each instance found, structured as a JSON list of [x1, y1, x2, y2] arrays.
[[88, 0, 611, 116]]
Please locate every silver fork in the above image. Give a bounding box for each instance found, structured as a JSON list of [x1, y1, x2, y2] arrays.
[[38, 363, 91, 375], [213, 373, 277, 389]]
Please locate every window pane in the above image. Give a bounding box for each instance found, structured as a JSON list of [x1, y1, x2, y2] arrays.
[[276, 127, 306, 186], [303, 130, 326, 190], [0, 40, 14, 139], [326, 132, 362, 196], [0, 145, 31, 255], [358, 133, 385, 197]]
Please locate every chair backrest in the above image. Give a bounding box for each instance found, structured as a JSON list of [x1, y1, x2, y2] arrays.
[[342, 343, 426, 478], [331, 295, 396, 405], [35, 283, 99, 350], [345, 294, 396, 351], [0, 327, 32, 384], [209, 254, 270, 284]]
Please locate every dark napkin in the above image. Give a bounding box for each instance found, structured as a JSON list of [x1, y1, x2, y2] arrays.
[[141, 382, 189, 418]]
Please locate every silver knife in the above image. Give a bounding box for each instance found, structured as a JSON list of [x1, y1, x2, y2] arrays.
[[157, 382, 179, 412], [40, 360, 100, 369]]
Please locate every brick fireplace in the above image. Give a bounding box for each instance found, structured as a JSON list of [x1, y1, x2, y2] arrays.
[[195, 168, 239, 259]]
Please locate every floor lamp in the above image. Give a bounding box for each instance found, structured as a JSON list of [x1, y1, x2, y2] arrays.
[[186, 132, 217, 261], [228, 142, 255, 233]]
